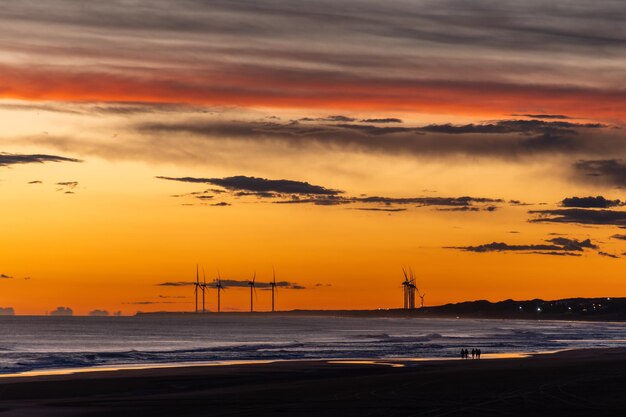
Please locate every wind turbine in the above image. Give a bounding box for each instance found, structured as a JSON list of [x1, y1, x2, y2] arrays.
[[215, 270, 224, 313], [248, 271, 257, 312], [270, 267, 277, 312], [417, 288, 426, 308], [194, 264, 201, 313]]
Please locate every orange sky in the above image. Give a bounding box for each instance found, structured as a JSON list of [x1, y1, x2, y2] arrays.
[[1, 0, 625, 315]]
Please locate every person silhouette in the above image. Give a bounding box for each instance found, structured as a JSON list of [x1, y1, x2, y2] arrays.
[[477, 348, 481, 359], [471, 348, 476, 359], [460, 349, 465, 359]]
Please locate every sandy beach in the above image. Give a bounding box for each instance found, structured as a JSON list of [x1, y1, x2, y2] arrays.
[[0, 348, 624, 416]]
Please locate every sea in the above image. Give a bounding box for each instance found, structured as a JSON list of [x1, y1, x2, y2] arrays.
[[1, 315, 625, 375]]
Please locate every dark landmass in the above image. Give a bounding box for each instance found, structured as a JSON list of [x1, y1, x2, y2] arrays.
[[1, 348, 625, 416], [138, 297, 626, 321]]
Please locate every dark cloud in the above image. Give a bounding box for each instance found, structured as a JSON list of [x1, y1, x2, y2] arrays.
[[356, 196, 503, 206], [0, 307, 15, 316], [450, 237, 597, 255], [157, 279, 304, 290], [354, 207, 407, 212], [233, 191, 277, 198], [513, 114, 572, 120], [561, 196, 622, 208], [298, 115, 357, 122], [212, 202, 231, 207], [156, 281, 195, 287], [0, 152, 81, 167], [123, 301, 188, 305], [136, 117, 618, 161], [276, 195, 504, 208], [436, 206, 479, 212], [360, 118, 403, 123], [529, 208, 626, 227], [157, 175, 342, 196], [611, 234, 626, 240], [436, 206, 498, 212], [274, 196, 350, 206], [88, 309, 109, 316], [218, 279, 305, 290], [57, 181, 79, 188], [598, 251, 620, 259], [417, 119, 605, 135], [573, 160, 626, 187], [547, 237, 597, 251], [50, 306, 73, 316], [0, 101, 212, 115], [528, 251, 582, 257], [28, 180, 43, 184], [0, 274, 13, 279]]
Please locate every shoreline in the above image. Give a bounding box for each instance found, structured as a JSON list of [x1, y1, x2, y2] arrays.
[[2, 313, 625, 324], [0, 351, 538, 379]]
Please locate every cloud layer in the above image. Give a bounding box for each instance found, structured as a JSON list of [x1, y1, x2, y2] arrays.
[[0, 1, 623, 119], [160, 173, 507, 211]]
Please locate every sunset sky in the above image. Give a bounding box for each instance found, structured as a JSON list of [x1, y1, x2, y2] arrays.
[[1, 0, 625, 315]]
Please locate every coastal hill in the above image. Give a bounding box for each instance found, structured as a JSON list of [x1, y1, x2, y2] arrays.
[[138, 297, 626, 321]]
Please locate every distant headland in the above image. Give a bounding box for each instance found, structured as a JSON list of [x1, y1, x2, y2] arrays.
[[137, 297, 626, 321]]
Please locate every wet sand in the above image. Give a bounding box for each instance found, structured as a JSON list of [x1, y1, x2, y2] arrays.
[[0, 348, 625, 416]]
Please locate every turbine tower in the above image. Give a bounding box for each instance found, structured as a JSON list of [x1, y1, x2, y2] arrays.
[[215, 270, 224, 313], [248, 271, 257, 312], [201, 268, 207, 313], [401, 267, 411, 309], [270, 267, 277, 312], [194, 264, 200, 313], [408, 268, 417, 310]]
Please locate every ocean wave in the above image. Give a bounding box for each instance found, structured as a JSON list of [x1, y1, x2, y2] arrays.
[[0, 316, 624, 374]]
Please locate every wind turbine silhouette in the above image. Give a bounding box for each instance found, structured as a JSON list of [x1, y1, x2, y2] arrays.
[[215, 270, 224, 313], [194, 264, 201, 313], [248, 271, 257, 312], [270, 267, 277, 312], [417, 288, 426, 308]]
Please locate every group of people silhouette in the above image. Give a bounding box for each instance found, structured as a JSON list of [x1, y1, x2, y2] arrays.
[[460, 348, 481, 359]]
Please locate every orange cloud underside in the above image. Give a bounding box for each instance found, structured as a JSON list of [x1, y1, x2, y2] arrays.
[[1, 65, 624, 121]]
